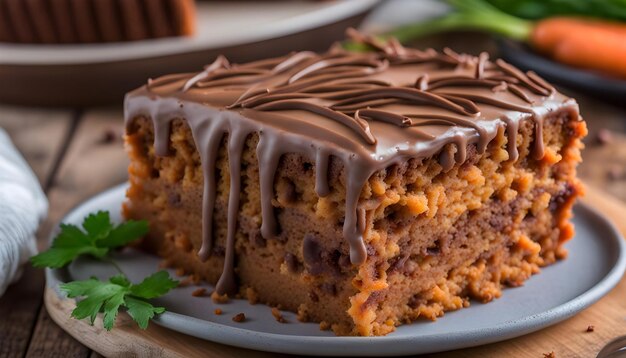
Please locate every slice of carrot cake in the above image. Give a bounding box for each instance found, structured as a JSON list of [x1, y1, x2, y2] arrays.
[[123, 35, 586, 336]]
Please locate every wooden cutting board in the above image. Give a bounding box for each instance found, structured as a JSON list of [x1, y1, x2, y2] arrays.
[[44, 185, 626, 358]]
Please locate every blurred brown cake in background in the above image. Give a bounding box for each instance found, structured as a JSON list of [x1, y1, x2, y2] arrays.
[[0, 0, 195, 43]]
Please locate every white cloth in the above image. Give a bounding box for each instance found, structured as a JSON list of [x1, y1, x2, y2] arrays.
[[0, 128, 48, 296]]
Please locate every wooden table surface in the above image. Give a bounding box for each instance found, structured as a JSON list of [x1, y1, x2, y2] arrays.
[[1, 38, 626, 358]]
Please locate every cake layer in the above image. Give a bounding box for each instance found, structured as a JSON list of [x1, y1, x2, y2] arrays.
[[123, 36, 586, 336]]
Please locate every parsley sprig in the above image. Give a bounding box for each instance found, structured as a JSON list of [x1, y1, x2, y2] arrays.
[[61, 271, 178, 330], [31, 211, 179, 331], [31, 211, 148, 268]]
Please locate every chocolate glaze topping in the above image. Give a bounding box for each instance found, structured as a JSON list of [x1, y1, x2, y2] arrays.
[[125, 35, 580, 295]]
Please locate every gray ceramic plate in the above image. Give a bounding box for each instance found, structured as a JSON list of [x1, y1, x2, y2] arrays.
[[47, 184, 626, 356]]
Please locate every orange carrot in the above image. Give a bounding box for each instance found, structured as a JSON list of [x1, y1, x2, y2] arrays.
[[532, 17, 626, 55], [552, 29, 626, 78], [531, 18, 587, 54]]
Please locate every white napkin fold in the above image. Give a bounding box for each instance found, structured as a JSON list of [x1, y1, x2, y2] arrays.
[[0, 128, 48, 296]]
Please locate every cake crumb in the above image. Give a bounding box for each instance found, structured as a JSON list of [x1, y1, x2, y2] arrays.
[[246, 287, 259, 305], [319, 321, 331, 331], [191, 288, 207, 297], [297, 304, 309, 322], [232, 313, 246, 322], [211, 291, 229, 303], [190, 274, 202, 284], [173, 235, 192, 252], [586, 325, 595, 332], [271, 307, 287, 323], [543, 352, 556, 358], [178, 277, 193, 288], [214, 308, 222, 315], [175, 267, 186, 276]]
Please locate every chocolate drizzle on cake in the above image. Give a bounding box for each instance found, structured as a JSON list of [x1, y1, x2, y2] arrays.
[[125, 35, 579, 295]]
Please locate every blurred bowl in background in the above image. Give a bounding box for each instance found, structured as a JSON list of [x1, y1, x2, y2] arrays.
[[498, 39, 626, 106], [0, 0, 380, 107]]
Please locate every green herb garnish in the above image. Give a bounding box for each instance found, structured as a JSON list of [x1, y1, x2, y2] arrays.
[[60, 271, 178, 330], [31, 211, 148, 268], [343, 0, 533, 51], [32, 211, 178, 331]]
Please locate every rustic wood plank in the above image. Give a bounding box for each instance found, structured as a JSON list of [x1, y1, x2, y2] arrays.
[[0, 107, 74, 358], [45, 287, 288, 358], [27, 107, 127, 357], [0, 266, 46, 358], [578, 133, 626, 203], [0, 105, 74, 184], [24, 308, 91, 358], [37, 108, 128, 240]]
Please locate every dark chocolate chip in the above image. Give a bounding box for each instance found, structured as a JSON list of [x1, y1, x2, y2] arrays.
[[212, 246, 226, 257], [303, 234, 324, 275], [328, 250, 346, 276], [319, 282, 337, 296], [549, 183, 574, 212], [374, 266, 385, 280], [408, 294, 422, 309], [168, 192, 182, 207], [425, 239, 443, 256], [338, 254, 352, 270], [303, 235, 348, 276], [489, 214, 510, 231], [460, 145, 479, 168], [284, 252, 299, 273], [364, 290, 384, 308], [249, 231, 266, 248], [388, 255, 409, 274], [279, 179, 297, 204]]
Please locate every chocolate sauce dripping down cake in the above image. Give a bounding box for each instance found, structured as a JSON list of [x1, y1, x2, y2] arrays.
[[123, 34, 586, 336]]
